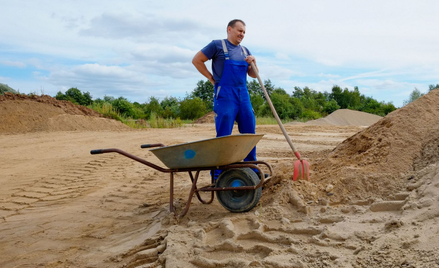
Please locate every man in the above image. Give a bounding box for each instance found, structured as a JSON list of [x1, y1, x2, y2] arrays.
[[192, 19, 260, 179]]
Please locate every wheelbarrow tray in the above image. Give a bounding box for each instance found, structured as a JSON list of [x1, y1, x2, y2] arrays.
[[149, 134, 264, 169]]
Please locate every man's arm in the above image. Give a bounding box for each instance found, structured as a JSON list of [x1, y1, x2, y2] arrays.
[[192, 51, 215, 85], [245, 56, 258, 78]]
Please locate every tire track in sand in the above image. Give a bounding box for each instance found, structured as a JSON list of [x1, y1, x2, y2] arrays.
[[0, 155, 117, 219]]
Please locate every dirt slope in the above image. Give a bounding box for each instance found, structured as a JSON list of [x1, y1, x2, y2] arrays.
[[307, 89, 439, 202], [0, 93, 129, 134]]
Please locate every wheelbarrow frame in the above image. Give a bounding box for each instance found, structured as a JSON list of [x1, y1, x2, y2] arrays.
[[90, 147, 272, 217]]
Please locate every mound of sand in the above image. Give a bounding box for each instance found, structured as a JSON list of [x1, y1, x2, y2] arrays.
[[0, 93, 130, 134], [194, 111, 215, 123], [305, 89, 439, 203], [306, 109, 382, 126]]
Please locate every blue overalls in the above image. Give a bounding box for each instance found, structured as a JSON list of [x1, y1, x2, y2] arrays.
[[213, 40, 257, 179]]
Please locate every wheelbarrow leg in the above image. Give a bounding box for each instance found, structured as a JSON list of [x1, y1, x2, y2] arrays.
[[169, 172, 176, 214], [189, 171, 214, 204], [178, 170, 204, 217]]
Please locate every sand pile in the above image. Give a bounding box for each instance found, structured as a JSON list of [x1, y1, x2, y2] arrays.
[[300, 89, 439, 203], [0, 93, 130, 134], [194, 111, 215, 123], [306, 109, 382, 126]]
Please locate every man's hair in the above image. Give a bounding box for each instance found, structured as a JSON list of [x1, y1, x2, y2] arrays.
[[228, 19, 246, 28]]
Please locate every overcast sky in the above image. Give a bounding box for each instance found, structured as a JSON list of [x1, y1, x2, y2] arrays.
[[1, 0, 438, 107]]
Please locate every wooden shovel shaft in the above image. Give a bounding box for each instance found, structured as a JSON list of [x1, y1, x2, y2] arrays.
[[250, 62, 300, 159]]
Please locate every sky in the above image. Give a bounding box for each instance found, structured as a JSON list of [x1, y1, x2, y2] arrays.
[[1, 0, 438, 108]]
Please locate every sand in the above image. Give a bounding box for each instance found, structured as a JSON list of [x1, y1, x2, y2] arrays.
[[1, 91, 439, 268], [304, 109, 382, 126]]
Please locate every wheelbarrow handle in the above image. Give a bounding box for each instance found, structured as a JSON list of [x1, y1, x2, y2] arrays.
[[90, 149, 103, 154], [141, 143, 165, 149]]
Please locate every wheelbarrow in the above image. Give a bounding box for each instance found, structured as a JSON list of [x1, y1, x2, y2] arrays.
[[90, 134, 273, 217]]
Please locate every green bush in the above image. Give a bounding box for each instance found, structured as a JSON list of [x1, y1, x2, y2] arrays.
[[259, 92, 294, 120], [302, 109, 321, 120], [179, 97, 207, 120], [113, 97, 135, 117], [89, 102, 122, 121], [323, 99, 340, 114]]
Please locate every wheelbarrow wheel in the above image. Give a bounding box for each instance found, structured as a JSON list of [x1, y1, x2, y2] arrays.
[[215, 168, 262, 213]]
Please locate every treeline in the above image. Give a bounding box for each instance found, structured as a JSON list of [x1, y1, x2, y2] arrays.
[[54, 87, 207, 121], [3, 81, 439, 124], [53, 81, 401, 122], [245, 80, 397, 119]]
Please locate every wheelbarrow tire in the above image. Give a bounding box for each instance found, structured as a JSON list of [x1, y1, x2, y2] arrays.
[[215, 168, 262, 213]]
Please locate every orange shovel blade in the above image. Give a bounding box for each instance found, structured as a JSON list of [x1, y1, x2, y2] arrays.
[[293, 159, 310, 181]]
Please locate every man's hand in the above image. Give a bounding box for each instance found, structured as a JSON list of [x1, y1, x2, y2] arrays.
[[245, 56, 258, 78], [244, 55, 256, 64]]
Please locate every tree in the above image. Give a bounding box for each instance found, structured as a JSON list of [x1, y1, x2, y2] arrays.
[[112, 97, 135, 117], [323, 99, 340, 114], [55, 91, 69, 101], [292, 87, 304, 99], [64, 87, 93, 106], [179, 96, 207, 120], [192, 80, 214, 110], [359, 97, 381, 115], [289, 97, 304, 119], [104, 95, 115, 103], [161, 96, 180, 118], [330, 85, 343, 107], [381, 102, 396, 115], [403, 88, 423, 106], [350, 87, 361, 109], [429, 84, 439, 92], [247, 79, 274, 100], [144, 97, 163, 118], [250, 94, 264, 116], [260, 91, 294, 119]]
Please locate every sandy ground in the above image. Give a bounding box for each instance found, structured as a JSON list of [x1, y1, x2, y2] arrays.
[[2, 92, 439, 268], [1, 124, 438, 268]]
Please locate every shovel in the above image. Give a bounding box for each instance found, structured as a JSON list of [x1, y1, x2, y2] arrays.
[[250, 62, 310, 181]]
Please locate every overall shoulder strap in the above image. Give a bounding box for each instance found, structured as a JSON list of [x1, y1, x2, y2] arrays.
[[241, 46, 248, 57], [221, 39, 230, 60]]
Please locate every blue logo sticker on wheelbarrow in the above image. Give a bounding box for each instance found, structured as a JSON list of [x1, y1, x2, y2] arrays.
[[184, 149, 196, 159]]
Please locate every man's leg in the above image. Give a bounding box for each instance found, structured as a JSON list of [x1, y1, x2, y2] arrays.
[[213, 98, 239, 179], [236, 100, 257, 162]]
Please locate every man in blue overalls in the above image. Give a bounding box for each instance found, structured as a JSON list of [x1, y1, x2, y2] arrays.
[[192, 19, 259, 179]]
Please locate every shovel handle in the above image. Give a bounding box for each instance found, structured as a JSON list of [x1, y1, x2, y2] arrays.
[[250, 61, 300, 159]]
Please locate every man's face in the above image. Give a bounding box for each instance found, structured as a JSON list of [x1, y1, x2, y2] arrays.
[[227, 22, 246, 45]]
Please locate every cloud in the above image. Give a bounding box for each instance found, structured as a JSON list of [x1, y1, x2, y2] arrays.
[[318, 73, 340, 79], [1, 0, 439, 108], [39, 63, 151, 97], [274, 53, 290, 61], [0, 60, 26, 68], [130, 45, 195, 64], [79, 12, 215, 43], [260, 64, 301, 80]]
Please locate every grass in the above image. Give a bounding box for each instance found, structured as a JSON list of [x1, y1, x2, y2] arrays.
[[255, 116, 292, 125], [89, 102, 296, 128], [89, 103, 186, 129]]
